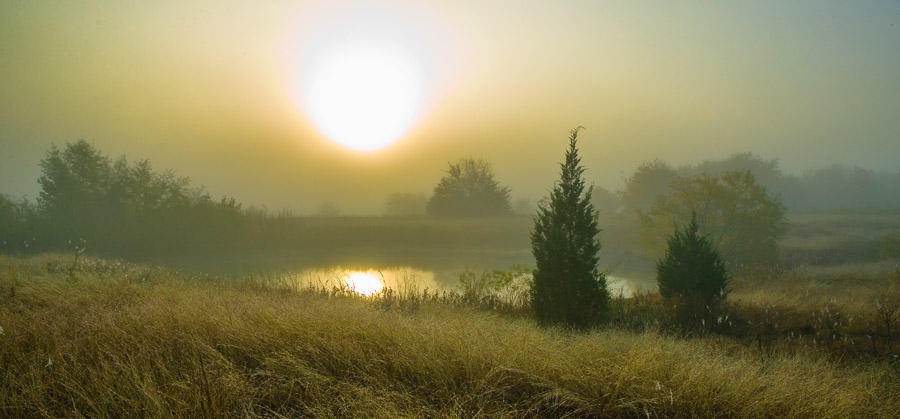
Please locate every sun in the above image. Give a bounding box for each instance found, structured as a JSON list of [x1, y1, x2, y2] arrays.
[[303, 43, 425, 151]]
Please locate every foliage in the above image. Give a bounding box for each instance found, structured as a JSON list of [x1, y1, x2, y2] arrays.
[[679, 153, 799, 203], [639, 171, 787, 268], [798, 165, 900, 210], [0, 195, 36, 252], [621, 160, 678, 214], [656, 213, 729, 303], [626, 152, 900, 211], [315, 202, 341, 217], [591, 185, 620, 215], [8, 140, 269, 255], [426, 158, 511, 217], [530, 128, 609, 328], [383, 192, 427, 216]]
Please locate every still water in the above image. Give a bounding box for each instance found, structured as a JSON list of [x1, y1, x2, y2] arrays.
[[276, 266, 652, 298], [157, 249, 654, 298]]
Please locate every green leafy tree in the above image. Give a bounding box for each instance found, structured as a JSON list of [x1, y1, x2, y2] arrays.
[[29, 139, 255, 254], [37, 140, 112, 245], [591, 185, 620, 215], [621, 160, 679, 214], [656, 213, 730, 303], [0, 195, 36, 252], [530, 128, 609, 329], [640, 171, 787, 268], [426, 158, 512, 217]]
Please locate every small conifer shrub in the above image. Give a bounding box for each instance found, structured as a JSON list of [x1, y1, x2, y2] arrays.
[[656, 213, 729, 303]]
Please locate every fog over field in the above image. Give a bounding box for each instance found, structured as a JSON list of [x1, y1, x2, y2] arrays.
[[2, 1, 899, 214], [2, 1, 900, 417]]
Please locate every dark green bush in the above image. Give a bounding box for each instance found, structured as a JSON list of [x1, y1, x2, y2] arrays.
[[656, 213, 729, 303]]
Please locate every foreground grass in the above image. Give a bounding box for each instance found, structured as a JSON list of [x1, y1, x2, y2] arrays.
[[1, 255, 898, 417]]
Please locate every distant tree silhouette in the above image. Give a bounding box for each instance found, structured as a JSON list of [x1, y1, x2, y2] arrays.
[[21, 140, 257, 254], [513, 197, 532, 215], [629, 153, 900, 211], [621, 160, 678, 214], [800, 165, 896, 210], [0, 195, 17, 250], [426, 158, 511, 217], [38, 140, 112, 246], [316, 202, 341, 217], [656, 213, 729, 303], [0, 195, 35, 252], [530, 128, 609, 329], [591, 185, 620, 215]]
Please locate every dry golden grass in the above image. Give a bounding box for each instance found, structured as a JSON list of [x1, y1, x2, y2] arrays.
[[731, 262, 900, 315], [1, 254, 898, 417]]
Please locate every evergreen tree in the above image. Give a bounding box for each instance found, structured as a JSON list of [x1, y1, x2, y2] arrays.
[[656, 213, 729, 303], [530, 127, 609, 328]]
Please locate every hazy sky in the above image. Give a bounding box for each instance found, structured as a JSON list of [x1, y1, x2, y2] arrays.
[[2, 0, 899, 214]]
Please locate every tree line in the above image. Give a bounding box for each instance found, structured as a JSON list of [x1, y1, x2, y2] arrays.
[[612, 153, 900, 213], [0, 140, 299, 256], [0, 140, 535, 257], [2, 140, 790, 271]]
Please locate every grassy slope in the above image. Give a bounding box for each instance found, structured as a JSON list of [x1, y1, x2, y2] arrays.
[[1, 255, 898, 417]]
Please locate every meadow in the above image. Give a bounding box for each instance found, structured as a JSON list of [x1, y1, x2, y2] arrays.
[[2, 211, 900, 417], [2, 252, 899, 417]]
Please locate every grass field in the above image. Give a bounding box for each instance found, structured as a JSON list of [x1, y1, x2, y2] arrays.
[[1, 254, 898, 417]]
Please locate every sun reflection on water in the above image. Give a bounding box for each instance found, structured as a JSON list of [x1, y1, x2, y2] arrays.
[[342, 271, 384, 296]]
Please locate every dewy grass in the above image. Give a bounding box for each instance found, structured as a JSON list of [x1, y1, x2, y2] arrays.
[[1, 254, 898, 417]]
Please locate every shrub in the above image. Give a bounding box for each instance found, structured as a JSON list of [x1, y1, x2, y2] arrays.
[[530, 127, 609, 329], [656, 213, 729, 303]]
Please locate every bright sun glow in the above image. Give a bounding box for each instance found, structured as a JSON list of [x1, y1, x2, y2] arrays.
[[342, 271, 384, 296], [303, 43, 425, 151]]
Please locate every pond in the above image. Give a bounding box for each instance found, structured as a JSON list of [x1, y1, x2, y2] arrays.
[[152, 248, 655, 298], [262, 266, 654, 299]]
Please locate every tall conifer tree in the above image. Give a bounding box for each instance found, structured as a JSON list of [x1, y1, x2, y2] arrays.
[[530, 127, 609, 328]]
